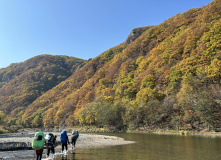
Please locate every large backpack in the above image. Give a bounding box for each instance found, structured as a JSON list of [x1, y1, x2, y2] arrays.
[[32, 132, 45, 150], [71, 130, 79, 139], [60, 130, 67, 143], [45, 133, 54, 145]]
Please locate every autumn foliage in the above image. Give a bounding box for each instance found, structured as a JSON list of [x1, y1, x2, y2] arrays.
[[1, 0, 221, 131]]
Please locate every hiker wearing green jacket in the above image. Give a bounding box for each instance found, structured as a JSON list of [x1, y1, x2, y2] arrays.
[[32, 132, 45, 160]]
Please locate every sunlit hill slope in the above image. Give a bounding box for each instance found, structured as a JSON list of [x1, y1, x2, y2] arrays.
[[1, 0, 221, 132]]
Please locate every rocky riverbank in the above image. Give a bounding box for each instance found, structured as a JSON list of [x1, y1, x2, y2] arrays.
[[0, 131, 134, 151]]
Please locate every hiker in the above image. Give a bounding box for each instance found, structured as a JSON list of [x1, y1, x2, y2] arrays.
[[32, 131, 45, 160], [45, 133, 57, 158], [71, 130, 79, 149], [35, 149, 43, 160], [60, 130, 70, 153]]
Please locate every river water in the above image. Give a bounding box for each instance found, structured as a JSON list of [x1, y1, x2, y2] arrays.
[[1, 133, 221, 160]]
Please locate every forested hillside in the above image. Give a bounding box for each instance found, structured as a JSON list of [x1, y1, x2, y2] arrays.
[[0, 55, 86, 127], [1, 0, 221, 132]]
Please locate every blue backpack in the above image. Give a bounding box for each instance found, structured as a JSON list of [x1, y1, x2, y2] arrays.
[[60, 130, 67, 143]]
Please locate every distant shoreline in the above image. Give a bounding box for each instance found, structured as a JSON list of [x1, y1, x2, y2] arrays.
[[126, 129, 221, 137]]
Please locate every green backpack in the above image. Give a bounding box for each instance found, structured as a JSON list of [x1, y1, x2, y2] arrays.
[[32, 131, 45, 150]]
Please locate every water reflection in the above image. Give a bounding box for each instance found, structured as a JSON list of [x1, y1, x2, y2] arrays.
[[61, 155, 68, 160], [61, 151, 75, 160], [55, 150, 82, 160]]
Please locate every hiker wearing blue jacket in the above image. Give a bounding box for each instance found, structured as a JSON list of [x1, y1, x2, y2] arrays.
[[60, 130, 70, 152]]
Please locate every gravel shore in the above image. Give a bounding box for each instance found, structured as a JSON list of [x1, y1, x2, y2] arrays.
[[0, 131, 134, 151]]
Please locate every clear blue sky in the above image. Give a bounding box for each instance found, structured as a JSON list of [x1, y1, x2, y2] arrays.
[[0, 0, 213, 69]]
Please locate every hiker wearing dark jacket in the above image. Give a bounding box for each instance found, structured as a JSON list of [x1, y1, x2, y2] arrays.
[[45, 133, 57, 157], [60, 130, 69, 152], [71, 130, 79, 149]]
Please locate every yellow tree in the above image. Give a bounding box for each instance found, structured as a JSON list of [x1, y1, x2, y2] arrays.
[[0, 111, 6, 124]]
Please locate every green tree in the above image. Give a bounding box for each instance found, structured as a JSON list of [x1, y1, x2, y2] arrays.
[[32, 115, 42, 128], [96, 103, 124, 130], [0, 111, 6, 124]]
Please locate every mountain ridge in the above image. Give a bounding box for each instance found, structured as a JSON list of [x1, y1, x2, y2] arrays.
[[0, 54, 86, 116], [1, 0, 221, 132]]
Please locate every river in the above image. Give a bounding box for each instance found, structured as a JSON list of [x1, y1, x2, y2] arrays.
[[1, 133, 221, 160]]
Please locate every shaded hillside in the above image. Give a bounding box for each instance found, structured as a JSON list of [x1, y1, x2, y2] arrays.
[[0, 54, 86, 117], [4, 0, 221, 131]]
